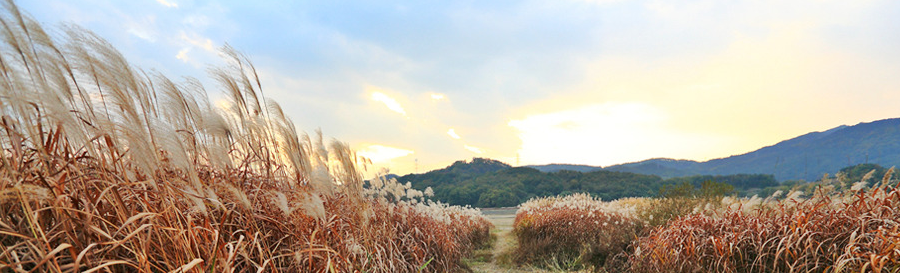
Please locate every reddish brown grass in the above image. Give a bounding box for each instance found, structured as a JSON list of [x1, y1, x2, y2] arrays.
[[0, 1, 492, 272], [512, 194, 644, 271], [627, 184, 900, 272]]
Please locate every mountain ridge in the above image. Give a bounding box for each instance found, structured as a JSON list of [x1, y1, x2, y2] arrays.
[[535, 118, 900, 180]]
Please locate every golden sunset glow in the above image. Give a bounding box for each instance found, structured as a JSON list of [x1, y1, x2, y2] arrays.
[[26, 0, 900, 175]]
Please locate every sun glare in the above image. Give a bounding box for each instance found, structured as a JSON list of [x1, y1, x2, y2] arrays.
[[357, 144, 414, 163]]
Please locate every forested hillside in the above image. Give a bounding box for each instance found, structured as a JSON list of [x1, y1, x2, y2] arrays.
[[397, 158, 778, 207]]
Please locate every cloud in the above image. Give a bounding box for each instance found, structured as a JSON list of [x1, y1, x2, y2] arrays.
[[127, 27, 155, 42], [20, 0, 900, 176], [175, 48, 191, 63], [174, 32, 220, 67], [179, 32, 217, 53], [369, 89, 407, 116], [357, 144, 414, 163], [155, 0, 178, 8], [509, 102, 730, 166], [464, 145, 485, 154], [447, 128, 461, 139], [576, 0, 629, 5]]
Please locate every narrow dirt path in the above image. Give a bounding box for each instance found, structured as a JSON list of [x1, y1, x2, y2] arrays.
[[469, 208, 551, 273]]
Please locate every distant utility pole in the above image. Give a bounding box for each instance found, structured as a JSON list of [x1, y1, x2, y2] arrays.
[[414, 158, 418, 173]]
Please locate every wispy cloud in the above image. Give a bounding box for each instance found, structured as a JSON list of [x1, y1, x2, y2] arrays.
[[447, 128, 461, 139], [174, 32, 219, 67], [357, 144, 414, 163], [127, 27, 155, 42], [179, 32, 216, 53], [19, 0, 900, 175], [175, 48, 191, 63], [155, 0, 178, 8], [464, 145, 485, 154], [370, 89, 407, 116]]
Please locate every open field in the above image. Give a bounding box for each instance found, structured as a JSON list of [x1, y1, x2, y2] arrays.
[[470, 207, 560, 273], [480, 207, 518, 232]]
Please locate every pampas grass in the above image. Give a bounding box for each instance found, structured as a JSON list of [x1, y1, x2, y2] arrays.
[[627, 178, 900, 272], [0, 1, 491, 272], [510, 174, 900, 272], [512, 194, 646, 271]]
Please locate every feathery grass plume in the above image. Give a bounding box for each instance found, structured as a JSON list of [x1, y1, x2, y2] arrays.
[[627, 177, 900, 272], [0, 1, 492, 272], [513, 193, 645, 271]]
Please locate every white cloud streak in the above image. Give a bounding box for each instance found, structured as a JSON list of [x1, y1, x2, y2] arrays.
[[447, 128, 461, 139], [357, 144, 414, 163], [155, 0, 178, 8], [464, 145, 485, 154], [370, 90, 407, 116]]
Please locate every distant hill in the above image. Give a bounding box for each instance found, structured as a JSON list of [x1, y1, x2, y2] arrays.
[[602, 158, 699, 178], [525, 163, 602, 173], [397, 158, 776, 207], [394, 118, 900, 207], [394, 158, 511, 194], [603, 118, 900, 181], [526, 161, 695, 178]]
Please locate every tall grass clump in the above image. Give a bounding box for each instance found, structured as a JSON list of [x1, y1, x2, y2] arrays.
[[627, 170, 900, 272], [0, 1, 490, 272], [638, 181, 735, 227], [512, 193, 646, 271]]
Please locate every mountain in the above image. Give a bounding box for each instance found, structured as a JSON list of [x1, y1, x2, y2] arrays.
[[525, 163, 603, 173], [396, 158, 776, 207], [435, 157, 511, 175], [394, 158, 511, 193], [602, 159, 700, 178], [392, 118, 900, 207], [602, 118, 900, 181], [527, 160, 695, 178]]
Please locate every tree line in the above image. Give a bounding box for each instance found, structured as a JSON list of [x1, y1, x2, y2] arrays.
[[396, 159, 778, 207]]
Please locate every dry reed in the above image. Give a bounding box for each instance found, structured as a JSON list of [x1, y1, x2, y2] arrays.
[[512, 194, 645, 271], [0, 1, 491, 272], [627, 172, 900, 272]]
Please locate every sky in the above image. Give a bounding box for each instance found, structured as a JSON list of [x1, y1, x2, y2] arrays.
[[18, 0, 900, 176]]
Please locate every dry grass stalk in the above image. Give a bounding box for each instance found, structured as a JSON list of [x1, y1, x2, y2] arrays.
[[0, 1, 491, 272], [512, 194, 645, 271], [627, 175, 900, 272]]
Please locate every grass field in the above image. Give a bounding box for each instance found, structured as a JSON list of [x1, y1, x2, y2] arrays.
[[0, 1, 492, 271], [502, 175, 900, 272]]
